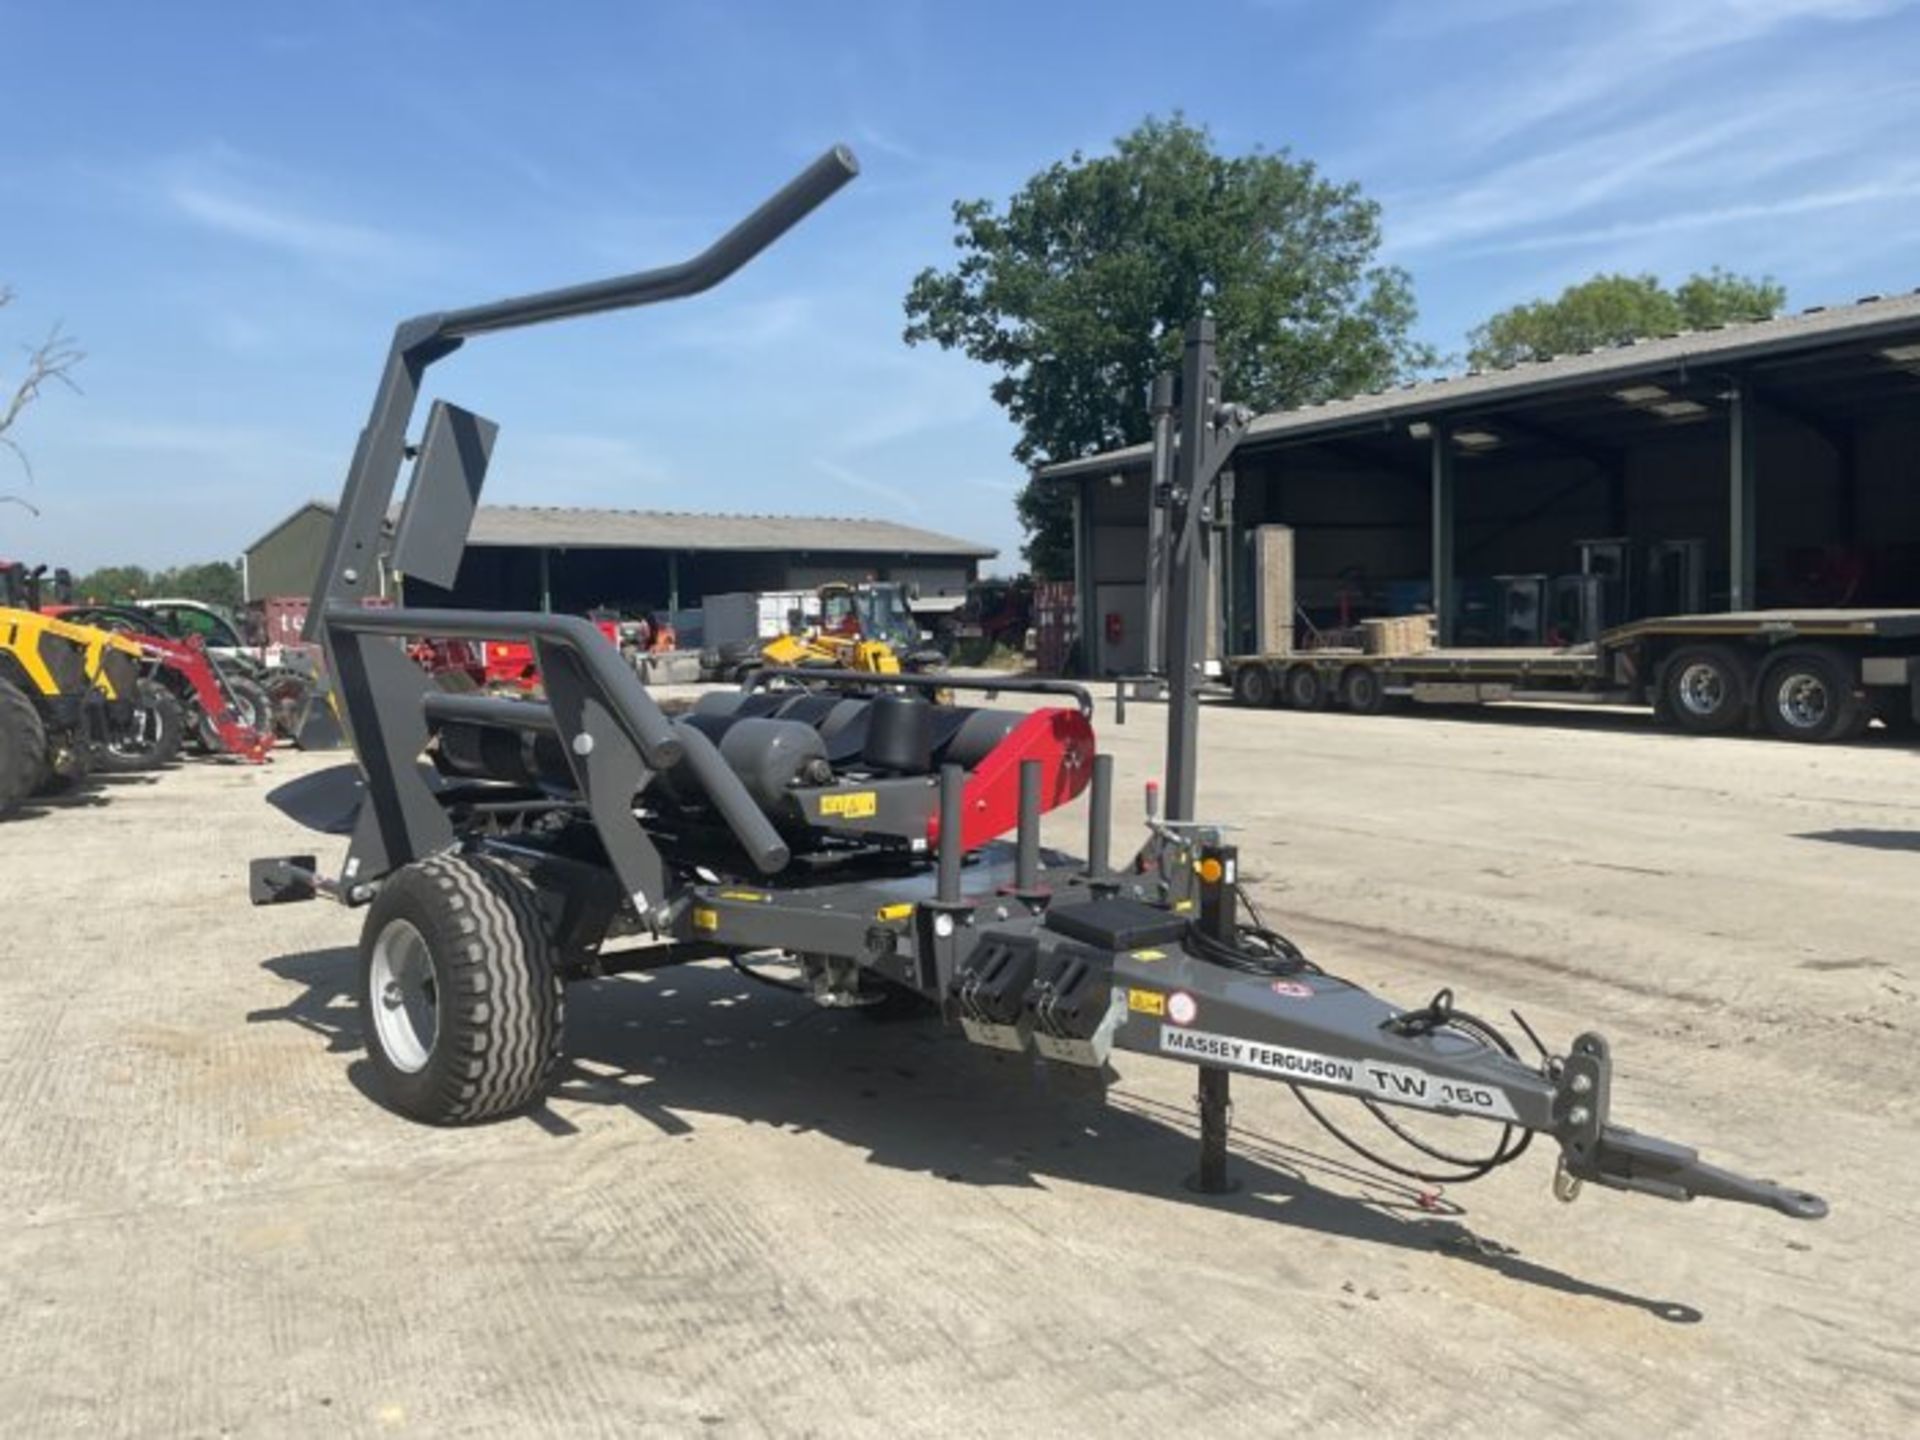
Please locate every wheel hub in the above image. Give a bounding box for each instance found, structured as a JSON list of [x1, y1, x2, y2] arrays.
[[1778, 674, 1829, 730], [1677, 662, 1725, 717], [369, 918, 438, 1073]]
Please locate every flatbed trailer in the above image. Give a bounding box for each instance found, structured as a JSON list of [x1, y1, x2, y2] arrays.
[[1222, 608, 1920, 743]]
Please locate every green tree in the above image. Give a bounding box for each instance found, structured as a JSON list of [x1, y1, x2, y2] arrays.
[[74, 565, 153, 603], [1467, 268, 1785, 370], [73, 561, 240, 607], [904, 116, 1432, 576]]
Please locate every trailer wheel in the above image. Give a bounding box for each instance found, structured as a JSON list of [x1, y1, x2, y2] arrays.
[[0, 678, 48, 817], [1661, 645, 1747, 734], [358, 852, 564, 1124], [1758, 647, 1864, 744], [1339, 666, 1388, 715], [1231, 664, 1275, 708], [1282, 664, 1326, 711], [98, 679, 184, 772]]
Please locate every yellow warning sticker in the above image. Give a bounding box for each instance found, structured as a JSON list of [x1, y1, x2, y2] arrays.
[[1128, 988, 1166, 1017], [718, 889, 769, 903], [875, 902, 915, 922], [820, 791, 879, 819], [1131, 948, 1167, 962], [691, 907, 719, 933], [1173, 899, 1195, 913]]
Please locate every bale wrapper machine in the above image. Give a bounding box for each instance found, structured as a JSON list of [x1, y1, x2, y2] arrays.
[[251, 145, 1826, 1228]]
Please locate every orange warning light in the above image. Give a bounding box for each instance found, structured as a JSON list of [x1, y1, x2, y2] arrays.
[[1197, 856, 1225, 885]]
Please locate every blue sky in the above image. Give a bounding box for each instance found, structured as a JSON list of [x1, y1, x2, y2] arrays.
[[4, 0, 1918, 573]]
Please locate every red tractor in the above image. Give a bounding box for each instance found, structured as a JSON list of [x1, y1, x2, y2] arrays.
[[49, 603, 275, 762]]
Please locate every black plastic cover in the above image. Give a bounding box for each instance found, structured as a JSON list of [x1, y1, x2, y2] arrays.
[[1043, 897, 1189, 952]]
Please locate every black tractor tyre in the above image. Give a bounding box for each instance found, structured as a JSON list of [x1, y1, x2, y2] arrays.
[[1282, 664, 1326, 711], [260, 667, 313, 738], [226, 673, 275, 737], [99, 679, 185, 772], [0, 679, 48, 817], [1660, 645, 1749, 735], [1758, 647, 1864, 744], [1340, 666, 1389, 715], [1232, 663, 1275, 708], [357, 852, 564, 1124]]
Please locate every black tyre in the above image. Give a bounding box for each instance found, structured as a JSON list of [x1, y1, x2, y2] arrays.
[[99, 679, 184, 772], [0, 679, 48, 817], [1340, 666, 1389, 715], [1758, 647, 1863, 744], [1661, 645, 1748, 735], [1282, 664, 1326, 711], [358, 852, 564, 1124], [227, 674, 275, 737], [261, 667, 312, 737], [1232, 664, 1275, 708]]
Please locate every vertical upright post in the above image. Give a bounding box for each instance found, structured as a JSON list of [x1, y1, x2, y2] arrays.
[[668, 551, 681, 616], [1014, 758, 1042, 894], [1144, 372, 1177, 677], [1071, 476, 1096, 677], [1431, 427, 1456, 645], [1729, 379, 1757, 610], [1164, 320, 1219, 825], [936, 763, 964, 904], [1085, 752, 1113, 883], [1190, 842, 1239, 1195], [538, 547, 553, 614]]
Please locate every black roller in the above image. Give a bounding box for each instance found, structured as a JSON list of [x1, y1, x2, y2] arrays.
[[863, 692, 934, 773], [772, 692, 844, 727], [937, 707, 1023, 770]]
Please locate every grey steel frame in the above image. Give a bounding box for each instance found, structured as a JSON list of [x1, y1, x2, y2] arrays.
[[256, 148, 1825, 1228]]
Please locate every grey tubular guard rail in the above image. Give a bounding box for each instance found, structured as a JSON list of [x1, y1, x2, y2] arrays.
[[415, 683, 790, 877], [331, 606, 682, 767], [745, 667, 1096, 718]]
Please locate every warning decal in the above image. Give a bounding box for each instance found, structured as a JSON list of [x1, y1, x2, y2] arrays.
[[1127, 988, 1166, 1017], [1159, 1026, 1518, 1121], [820, 791, 879, 819]]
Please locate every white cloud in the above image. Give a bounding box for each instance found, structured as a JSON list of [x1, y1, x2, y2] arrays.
[[810, 456, 919, 516]]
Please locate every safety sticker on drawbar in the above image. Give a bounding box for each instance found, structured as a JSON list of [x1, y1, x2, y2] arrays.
[[819, 791, 878, 819], [1127, 988, 1166, 1017], [1269, 979, 1313, 999], [1166, 991, 1198, 1026], [1159, 1027, 1518, 1121]]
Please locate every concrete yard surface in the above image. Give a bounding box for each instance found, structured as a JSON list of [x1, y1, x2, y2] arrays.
[[1, 691, 1916, 1437]]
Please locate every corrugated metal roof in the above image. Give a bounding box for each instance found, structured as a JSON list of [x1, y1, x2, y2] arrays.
[[465, 505, 995, 558], [1038, 288, 1920, 480]]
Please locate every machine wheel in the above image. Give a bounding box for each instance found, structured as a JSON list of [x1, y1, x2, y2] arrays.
[[1231, 664, 1275, 708], [1282, 664, 1326, 711], [227, 674, 275, 736], [1758, 648, 1864, 744], [358, 852, 564, 1124], [98, 679, 185, 772], [260, 667, 313, 737], [0, 679, 48, 817], [1661, 645, 1748, 735], [1340, 666, 1389, 715]]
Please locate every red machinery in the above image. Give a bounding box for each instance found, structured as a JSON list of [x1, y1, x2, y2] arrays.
[[49, 605, 274, 762]]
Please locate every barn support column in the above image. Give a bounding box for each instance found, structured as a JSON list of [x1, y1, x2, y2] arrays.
[[538, 547, 552, 614], [1431, 426, 1456, 644], [1072, 475, 1097, 676], [1728, 379, 1757, 610], [668, 551, 681, 615]]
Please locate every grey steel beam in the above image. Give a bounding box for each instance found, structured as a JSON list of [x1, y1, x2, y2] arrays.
[[1431, 425, 1457, 644], [1729, 379, 1758, 609]]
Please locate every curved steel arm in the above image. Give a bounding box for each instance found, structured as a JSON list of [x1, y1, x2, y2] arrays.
[[432, 146, 859, 339], [325, 606, 684, 770]]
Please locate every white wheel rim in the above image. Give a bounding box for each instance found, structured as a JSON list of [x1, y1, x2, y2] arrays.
[[370, 918, 437, 1073], [1677, 661, 1725, 717]]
